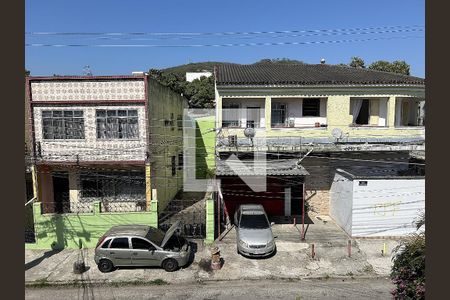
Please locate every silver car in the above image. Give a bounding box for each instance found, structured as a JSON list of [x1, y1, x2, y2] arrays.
[[234, 204, 276, 257], [94, 222, 191, 272]]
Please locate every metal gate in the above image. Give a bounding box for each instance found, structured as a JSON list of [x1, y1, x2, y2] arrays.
[[158, 196, 206, 239]]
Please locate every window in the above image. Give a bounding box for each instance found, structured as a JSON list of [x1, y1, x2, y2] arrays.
[[171, 156, 176, 176], [246, 107, 261, 128], [271, 103, 287, 126], [170, 113, 175, 131], [178, 153, 183, 169], [222, 103, 240, 127], [302, 99, 320, 117], [110, 237, 129, 249], [177, 115, 183, 131], [80, 170, 145, 200], [355, 100, 370, 125], [132, 238, 154, 250], [42, 110, 84, 139], [101, 239, 112, 249], [96, 109, 139, 139]]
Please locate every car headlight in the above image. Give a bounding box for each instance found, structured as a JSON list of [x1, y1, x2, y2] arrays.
[[267, 240, 274, 248], [239, 240, 248, 248]]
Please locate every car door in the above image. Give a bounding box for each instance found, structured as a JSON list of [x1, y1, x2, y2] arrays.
[[131, 237, 160, 266], [108, 237, 132, 266]]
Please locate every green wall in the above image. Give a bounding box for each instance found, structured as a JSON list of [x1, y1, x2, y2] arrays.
[[195, 116, 216, 179], [27, 200, 158, 250]]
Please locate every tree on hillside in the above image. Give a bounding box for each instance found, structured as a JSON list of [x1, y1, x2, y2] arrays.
[[184, 76, 215, 108], [349, 57, 366, 68], [25, 69, 30, 76], [149, 68, 214, 108], [368, 60, 410, 75], [254, 58, 304, 65]]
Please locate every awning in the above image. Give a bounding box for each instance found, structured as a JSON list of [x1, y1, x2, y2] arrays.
[[216, 158, 309, 176]]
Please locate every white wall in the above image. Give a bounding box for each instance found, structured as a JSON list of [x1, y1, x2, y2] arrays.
[[330, 172, 354, 235], [351, 178, 425, 237], [186, 72, 212, 82]]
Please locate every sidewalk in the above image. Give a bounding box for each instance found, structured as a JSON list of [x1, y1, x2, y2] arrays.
[[25, 217, 399, 286]]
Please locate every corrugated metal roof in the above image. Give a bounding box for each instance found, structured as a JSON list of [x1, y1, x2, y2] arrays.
[[216, 64, 425, 86], [216, 158, 309, 176]]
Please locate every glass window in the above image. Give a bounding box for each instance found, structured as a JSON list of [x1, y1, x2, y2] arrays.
[[132, 238, 154, 250], [302, 99, 321, 117], [239, 214, 270, 229], [222, 103, 240, 127], [101, 238, 111, 248], [110, 237, 129, 249], [42, 110, 84, 139], [96, 109, 139, 139], [271, 103, 286, 126]]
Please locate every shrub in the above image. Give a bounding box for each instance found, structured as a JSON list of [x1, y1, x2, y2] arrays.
[[390, 214, 425, 299]]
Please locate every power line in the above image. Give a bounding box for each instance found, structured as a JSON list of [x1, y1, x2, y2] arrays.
[[25, 25, 423, 37], [25, 35, 424, 48]]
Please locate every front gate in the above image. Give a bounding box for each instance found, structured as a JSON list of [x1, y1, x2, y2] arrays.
[[158, 196, 206, 239]]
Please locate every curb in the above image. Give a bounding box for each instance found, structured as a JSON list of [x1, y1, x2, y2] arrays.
[[25, 274, 391, 288]]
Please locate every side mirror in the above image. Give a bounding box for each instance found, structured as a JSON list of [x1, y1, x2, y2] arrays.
[[270, 222, 275, 226]]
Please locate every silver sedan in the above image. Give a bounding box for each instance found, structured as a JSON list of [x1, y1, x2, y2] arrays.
[[234, 204, 276, 257]]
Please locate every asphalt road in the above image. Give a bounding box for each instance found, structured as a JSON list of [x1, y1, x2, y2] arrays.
[[25, 278, 393, 300]]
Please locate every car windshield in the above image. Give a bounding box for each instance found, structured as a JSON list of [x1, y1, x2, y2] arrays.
[[145, 228, 166, 246], [240, 214, 269, 229]]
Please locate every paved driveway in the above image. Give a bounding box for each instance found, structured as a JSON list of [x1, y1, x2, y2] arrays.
[[25, 214, 399, 285]]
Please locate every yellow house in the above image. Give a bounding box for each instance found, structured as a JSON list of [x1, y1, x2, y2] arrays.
[[214, 63, 425, 218]]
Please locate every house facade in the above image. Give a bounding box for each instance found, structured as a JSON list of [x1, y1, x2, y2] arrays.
[[214, 64, 425, 229], [26, 74, 187, 248]]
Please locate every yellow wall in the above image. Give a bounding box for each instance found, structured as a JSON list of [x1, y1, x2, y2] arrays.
[[216, 93, 425, 139]]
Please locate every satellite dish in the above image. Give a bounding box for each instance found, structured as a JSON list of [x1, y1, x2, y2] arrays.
[[331, 128, 344, 139], [244, 127, 256, 139]]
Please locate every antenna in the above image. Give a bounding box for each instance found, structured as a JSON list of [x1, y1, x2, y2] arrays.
[[83, 65, 93, 76], [244, 127, 256, 146]]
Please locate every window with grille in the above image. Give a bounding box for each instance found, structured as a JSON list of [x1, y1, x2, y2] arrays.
[[80, 171, 145, 200], [96, 109, 139, 139], [271, 103, 287, 126], [42, 110, 84, 139], [302, 99, 321, 117], [222, 103, 241, 127]]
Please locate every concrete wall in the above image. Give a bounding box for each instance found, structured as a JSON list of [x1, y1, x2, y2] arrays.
[[33, 105, 147, 162], [30, 80, 145, 101], [147, 78, 188, 212], [330, 172, 354, 235], [351, 178, 425, 237], [27, 199, 158, 249]]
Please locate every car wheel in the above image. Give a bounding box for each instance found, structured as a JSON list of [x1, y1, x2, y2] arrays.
[[162, 258, 179, 272], [97, 259, 114, 273]]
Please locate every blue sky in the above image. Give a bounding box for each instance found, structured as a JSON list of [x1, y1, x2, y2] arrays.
[[26, 0, 425, 77]]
